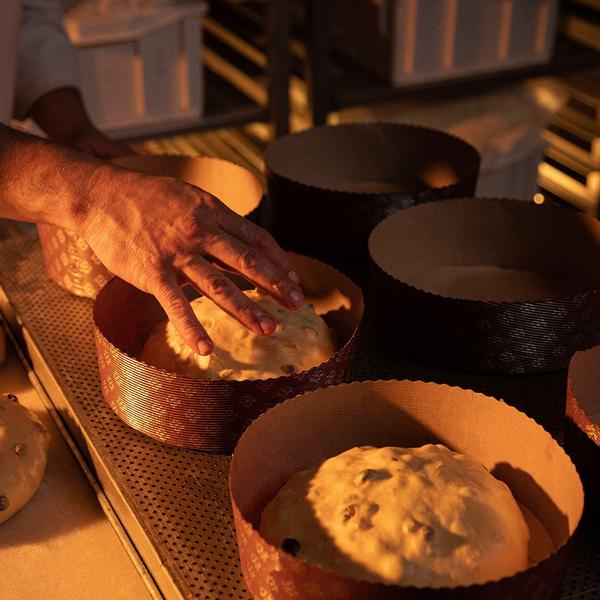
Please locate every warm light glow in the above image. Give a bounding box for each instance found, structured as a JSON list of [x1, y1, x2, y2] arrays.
[[533, 193, 545, 205]]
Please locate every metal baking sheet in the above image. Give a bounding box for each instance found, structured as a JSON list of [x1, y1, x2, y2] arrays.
[[0, 236, 598, 599]]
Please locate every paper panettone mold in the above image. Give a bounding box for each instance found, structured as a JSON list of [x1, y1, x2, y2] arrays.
[[368, 197, 600, 374], [38, 155, 264, 299], [566, 346, 600, 512], [229, 380, 584, 599], [93, 253, 363, 453], [263, 123, 480, 265]]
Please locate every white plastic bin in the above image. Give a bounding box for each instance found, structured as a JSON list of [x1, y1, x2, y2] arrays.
[[333, 0, 559, 86], [65, 2, 207, 137], [476, 137, 547, 200]]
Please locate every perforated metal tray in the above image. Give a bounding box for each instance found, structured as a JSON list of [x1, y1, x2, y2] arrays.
[[0, 236, 598, 599]]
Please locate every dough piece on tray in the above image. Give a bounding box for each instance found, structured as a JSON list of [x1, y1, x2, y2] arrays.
[[0, 394, 50, 524]]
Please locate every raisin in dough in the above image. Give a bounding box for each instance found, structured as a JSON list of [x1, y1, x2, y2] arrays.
[[0, 394, 50, 524], [260, 445, 529, 587], [141, 289, 335, 380]]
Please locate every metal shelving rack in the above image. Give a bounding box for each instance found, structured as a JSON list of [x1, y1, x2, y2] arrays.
[[299, 0, 600, 126], [120, 0, 292, 144]]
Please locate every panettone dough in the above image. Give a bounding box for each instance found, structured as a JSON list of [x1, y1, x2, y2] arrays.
[[141, 289, 335, 380], [260, 444, 529, 587], [0, 394, 50, 524]]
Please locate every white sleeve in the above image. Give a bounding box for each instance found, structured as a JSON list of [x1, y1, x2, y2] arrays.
[[14, 0, 80, 120]]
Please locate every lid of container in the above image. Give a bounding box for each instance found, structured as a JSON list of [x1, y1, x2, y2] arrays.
[[65, 1, 208, 47]]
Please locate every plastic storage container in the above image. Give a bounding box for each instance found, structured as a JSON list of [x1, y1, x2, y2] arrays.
[[477, 137, 547, 199], [333, 0, 559, 86], [65, 2, 207, 137]]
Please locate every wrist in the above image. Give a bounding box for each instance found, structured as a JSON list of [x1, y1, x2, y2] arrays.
[[0, 124, 111, 231], [70, 161, 113, 237]]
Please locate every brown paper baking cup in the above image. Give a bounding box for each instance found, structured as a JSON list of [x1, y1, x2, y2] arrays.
[[369, 197, 600, 374], [93, 253, 363, 453], [230, 380, 583, 599], [264, 123, 480, 262], [566, 346, 600, 512], [38, 155, 264, 299]]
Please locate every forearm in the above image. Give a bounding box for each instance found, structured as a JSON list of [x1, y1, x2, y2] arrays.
[[0, 124, 98, 231], [0, 122, 304, 351]]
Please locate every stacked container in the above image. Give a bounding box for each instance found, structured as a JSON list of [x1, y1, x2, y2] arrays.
[[333, 0, 559, 86], [65, 2, 207, 136]]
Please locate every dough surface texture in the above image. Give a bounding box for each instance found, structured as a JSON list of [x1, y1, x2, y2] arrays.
[[0, 394, 50, 524], [260, 444, 529, 587], [141, 290, 335, 380]]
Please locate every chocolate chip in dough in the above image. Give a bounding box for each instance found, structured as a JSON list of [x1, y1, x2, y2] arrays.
[[361, 469, 392, 483], [367, 502, 380, 515], [0, 496, 9, 511], [6, 394, 17, 402], [281, 364, 296, 375], [358, 503, 379, 530], [341, 504, 356, 522], [282, 538, 301, 556], [406, 518, 435, 541], [14, 443, 27, 458]]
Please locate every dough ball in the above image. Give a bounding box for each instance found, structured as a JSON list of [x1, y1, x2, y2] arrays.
[[260, 445, 529, 587], [0, 394, 50, 524], [141, 289, 336, 380]]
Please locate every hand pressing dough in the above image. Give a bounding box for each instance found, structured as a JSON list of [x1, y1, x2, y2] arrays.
[[0, 394, 50, 524], [141, 289, 336, 380], [260, 444, 529, 588]]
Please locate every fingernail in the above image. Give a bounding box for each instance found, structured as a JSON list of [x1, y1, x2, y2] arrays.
[[197, 339, 213, 355], [289, 289, 303, 307], [288, 270, 300, 284], [258, 314, 276, 335]]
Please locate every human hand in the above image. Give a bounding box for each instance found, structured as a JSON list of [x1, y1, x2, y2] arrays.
[[79, 164, 303, 355]]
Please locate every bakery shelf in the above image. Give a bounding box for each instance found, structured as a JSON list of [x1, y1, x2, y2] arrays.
[[299, 0, 600, 126], [333, 36, 600, 107], [114, 70, 268, 144], [112, 0, 290, 143]]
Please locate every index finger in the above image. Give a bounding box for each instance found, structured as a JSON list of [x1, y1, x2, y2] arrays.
[[217, 212, 300, 284], [147, 268, 214, 355]]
